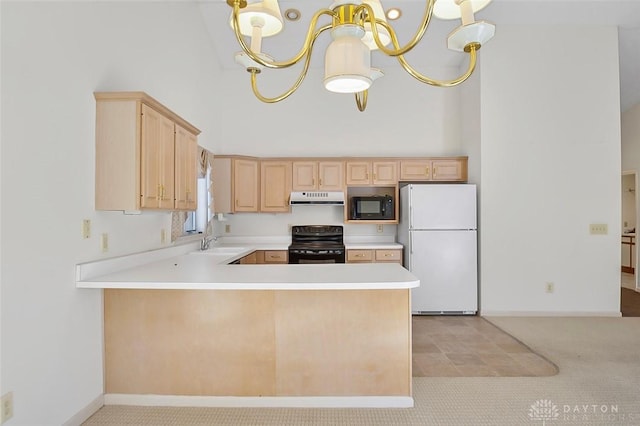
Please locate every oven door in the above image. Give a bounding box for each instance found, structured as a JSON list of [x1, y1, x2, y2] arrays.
[[288, 248, 346, 264]]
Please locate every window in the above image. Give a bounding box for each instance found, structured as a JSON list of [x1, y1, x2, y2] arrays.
[[184, 168, 211, 234]]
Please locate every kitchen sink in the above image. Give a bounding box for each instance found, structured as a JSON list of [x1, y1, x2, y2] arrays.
[[198, 247, 247, 255]]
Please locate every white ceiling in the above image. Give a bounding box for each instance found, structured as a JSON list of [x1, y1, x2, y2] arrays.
[[199, 0, 640, 112]]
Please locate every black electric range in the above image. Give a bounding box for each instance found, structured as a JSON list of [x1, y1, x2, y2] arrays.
[[288, 225, 346, 264]]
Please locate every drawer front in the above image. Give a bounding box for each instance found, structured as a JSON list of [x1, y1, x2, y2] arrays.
[[263, 250, 288, 263], [375, 249, 402, 263], [347, 249, 374, 262]]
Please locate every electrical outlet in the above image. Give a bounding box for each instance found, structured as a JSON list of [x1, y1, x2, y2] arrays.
[[160, 229, 166, 244], [101, 233, 109, 252], [377, 224, 384, 233], [589, 223, 608, 235], [225, 224, 231, 233], [82, 219, 91, 239], [545, 282, 554, 293], [1, 392, 14, 424]]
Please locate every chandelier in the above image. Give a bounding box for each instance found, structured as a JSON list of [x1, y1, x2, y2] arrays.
[[227, 0, 495, 111]]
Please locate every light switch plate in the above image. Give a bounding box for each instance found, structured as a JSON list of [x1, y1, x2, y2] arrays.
[[589, 223, 608, 235], [1, 392, 14, 424], [82, 219, 91, 239]]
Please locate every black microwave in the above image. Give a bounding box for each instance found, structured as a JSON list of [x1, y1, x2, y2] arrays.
[[350, 195, 394, 220]]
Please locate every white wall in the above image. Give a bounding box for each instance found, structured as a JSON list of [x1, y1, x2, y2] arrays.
[[479, 25, 621, 315], [1, 2, 219, 424], [211, 66, 465, 157]]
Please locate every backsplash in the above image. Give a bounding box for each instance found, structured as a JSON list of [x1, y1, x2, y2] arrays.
[[212, 206, 397, 239]]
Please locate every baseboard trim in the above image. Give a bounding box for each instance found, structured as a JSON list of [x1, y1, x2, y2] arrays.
[[63, 394, 104, 426], [481, 310, 622, 317], [104, 394, 414, 408]]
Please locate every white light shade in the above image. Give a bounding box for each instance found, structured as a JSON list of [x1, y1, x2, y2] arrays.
[[433, 0, 492, 20], [229, 0, 284, 37], [361, 0, 391, 50], [447, 20, 495, 51], [324, 25, 372, 93]]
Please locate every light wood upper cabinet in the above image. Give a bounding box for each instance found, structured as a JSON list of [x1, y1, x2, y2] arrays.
[[174, 124, 198, 210], [399, 158, 468, 182], [212, 156, 259, 213], [95, 92, 200, 212], [346, 161, 397, 185], [292, 161, 344, 191], [233, 158, 260, 212], [261, 160, 292, 213]]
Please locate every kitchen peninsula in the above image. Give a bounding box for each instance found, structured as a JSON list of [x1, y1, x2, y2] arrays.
[[76, 242, 419, 408]]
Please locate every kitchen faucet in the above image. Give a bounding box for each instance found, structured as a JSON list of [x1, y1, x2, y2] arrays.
[[200, 235, 217, 251], [200, 215, 217, 250]]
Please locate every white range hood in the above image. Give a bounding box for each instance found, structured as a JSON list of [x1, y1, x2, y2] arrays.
[[289, 191, 345, 206]]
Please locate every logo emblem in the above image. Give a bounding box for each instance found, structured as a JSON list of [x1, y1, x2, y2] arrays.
[[529, 399, 559, 424]]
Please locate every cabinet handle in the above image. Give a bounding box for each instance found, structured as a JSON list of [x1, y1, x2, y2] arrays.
[[383, 253, 392, 257], [157, 184, 162, 201], [426, 167, 430, 176], [312, 178, 315, 186], [319, 178, 323, 186], [356, 254, 365, 257], [373, 173, 377, 181], [433, 168, 436, 178]]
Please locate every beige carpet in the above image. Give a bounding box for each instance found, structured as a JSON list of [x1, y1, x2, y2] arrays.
[[84, 317, 640, 425]]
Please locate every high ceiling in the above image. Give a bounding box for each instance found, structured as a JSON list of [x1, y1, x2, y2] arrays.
[[199, 0, 640, 112]]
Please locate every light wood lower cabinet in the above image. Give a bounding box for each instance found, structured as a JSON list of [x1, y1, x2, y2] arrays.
[[253, 250, 289, 264], [347, 249, 402, 264]]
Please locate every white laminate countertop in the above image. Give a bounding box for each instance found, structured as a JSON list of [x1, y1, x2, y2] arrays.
[[76, 242, 417, 291]]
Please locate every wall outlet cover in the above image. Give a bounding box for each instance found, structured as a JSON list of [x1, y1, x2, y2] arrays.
[[1, 392, 14, 424]]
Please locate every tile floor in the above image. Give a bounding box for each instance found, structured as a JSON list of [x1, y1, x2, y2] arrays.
[[412, 316, 558, 377]]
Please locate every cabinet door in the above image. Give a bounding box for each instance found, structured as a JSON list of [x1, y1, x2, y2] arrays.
[[174, 124, 198, 210], [375, 249, 403, 263], [346, 249, 373, 263], [346, 162, 371, 185], [140, 104, 175, 209], [260, 160, 292, 212], [400, 160, 431, 181], [431, 159, 467, 181], [372, 161, 397, 185], [292, 161, 318, 191], [263, 250, 288, 263], [233, 159, 259, 212], [318, 161, 344, 190]]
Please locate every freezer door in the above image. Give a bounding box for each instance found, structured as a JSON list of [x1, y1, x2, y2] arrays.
[[409, 230, 477, 314], [408, 184, 476, 230]]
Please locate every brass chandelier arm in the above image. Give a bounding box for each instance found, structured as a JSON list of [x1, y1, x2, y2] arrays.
[[397, 42, 479, 87], [355, 0, 436, 57], [230, 0, 335, 69], [355, 90, 368, 112], [249, 26, 331, 103]]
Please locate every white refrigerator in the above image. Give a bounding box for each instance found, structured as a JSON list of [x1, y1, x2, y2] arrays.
[[398, 184, 478, 314]]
